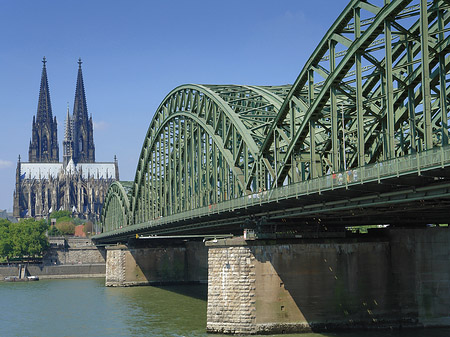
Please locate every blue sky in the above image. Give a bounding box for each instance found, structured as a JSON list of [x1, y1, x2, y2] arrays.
[[0, 0, 346, 211]]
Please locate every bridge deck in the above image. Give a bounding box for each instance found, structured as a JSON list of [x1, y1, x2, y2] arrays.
[[94, 146, 450, 243]]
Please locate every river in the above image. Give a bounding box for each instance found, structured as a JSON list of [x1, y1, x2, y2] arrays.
[[1, 278, 449, 337]]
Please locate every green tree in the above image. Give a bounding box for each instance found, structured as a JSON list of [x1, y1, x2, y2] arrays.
[[56, 216, 72, 224], [48, 210, 72, 222], [6, 219, 49, 259], [0, 219, 12, 261]]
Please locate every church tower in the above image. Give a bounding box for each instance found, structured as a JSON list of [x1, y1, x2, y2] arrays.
[[28, 57, 59, 162], [14, 57, 117, 221], [72, 58, 95, 163]]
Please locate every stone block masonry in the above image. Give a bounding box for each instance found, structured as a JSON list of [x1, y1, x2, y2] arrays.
[[1, 237, 106, 280], [45, 237, 106, 265], [206, 228, 450, 335], [0, 264, 105, 279], [105, 241, 208, 287], [207, 245, 257, 334]]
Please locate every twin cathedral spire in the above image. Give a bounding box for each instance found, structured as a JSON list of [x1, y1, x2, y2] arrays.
[[29, 57, 95, 166]]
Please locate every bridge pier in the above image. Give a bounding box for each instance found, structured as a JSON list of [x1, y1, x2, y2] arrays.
[[105, 240, 207, 287], [206, 228, 450, 334]]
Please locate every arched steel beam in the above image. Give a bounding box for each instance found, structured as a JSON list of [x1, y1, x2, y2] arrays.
[[101, 181, 132, 232], [130, 84, 289, 224], [261, 0, 449, 186]]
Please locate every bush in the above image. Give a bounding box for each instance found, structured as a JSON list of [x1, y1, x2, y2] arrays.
[[83, 221, 94, 235], [55, 221, 75, 235], [48, 226, 62, 236]]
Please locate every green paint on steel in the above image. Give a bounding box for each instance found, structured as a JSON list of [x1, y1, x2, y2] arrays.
[[97, 0, 450, 240]]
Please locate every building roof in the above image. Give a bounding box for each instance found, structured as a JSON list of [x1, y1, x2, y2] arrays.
[[20, 162, 116, 180]]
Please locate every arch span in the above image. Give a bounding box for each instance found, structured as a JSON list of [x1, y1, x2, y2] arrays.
[[130, 84, 289, 224], [100, 0, 450, 235], [101, 181, 132, 232], [260, 0, 450, 186]]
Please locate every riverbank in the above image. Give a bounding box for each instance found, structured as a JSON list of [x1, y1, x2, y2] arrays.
[[0, 263, 105, 279], [1, 237, 106, 280]]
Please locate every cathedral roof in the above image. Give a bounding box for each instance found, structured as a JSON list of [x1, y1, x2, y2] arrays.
[[20, 162, 116, 180]]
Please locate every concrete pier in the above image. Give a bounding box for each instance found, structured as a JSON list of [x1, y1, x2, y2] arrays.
[[206, 228, 450, 334], [105, 240, 207, 287]]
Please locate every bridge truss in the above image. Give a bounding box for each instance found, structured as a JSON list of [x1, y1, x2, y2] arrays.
[[97, 0, 450, 241]]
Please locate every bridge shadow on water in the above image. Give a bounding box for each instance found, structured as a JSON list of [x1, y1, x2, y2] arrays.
[[154, 283, 207, 302]]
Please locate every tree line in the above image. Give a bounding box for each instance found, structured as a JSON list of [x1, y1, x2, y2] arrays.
[[0, 218, 49, 262], [0, 210, 95, 262]]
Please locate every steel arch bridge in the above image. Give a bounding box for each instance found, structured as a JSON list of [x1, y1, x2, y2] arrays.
[[96, 0, 450, 243]]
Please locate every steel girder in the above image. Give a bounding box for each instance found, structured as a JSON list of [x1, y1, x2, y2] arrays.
[[130, 84, 289, 224], [260, 0, 450, 187], [99, 0, 450, 236]]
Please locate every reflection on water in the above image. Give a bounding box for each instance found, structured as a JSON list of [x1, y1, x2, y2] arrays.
[[0, 278, 449, 337]]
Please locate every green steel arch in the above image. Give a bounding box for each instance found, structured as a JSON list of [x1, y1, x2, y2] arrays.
[[100, 0, 450, 235], [260, 0, 450, 187], [101, 181, 132, 232], [130, 84, 290, 224]]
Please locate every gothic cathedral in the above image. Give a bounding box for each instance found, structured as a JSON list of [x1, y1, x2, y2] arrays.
[[13, 58, 119, 220]]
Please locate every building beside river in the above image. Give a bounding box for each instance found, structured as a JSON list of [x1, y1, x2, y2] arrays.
[[13, 58, 118, 221]]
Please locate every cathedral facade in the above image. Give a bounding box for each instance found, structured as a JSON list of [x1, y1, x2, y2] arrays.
[[13, 58, 119, 220]]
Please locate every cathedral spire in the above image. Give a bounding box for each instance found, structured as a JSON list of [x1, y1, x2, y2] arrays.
[[29, 57, 59, 163], [73, 57, 88, 122], [72, 58, 95, 163], [63, 103, 73, 166], [36, 56, 53, 123]]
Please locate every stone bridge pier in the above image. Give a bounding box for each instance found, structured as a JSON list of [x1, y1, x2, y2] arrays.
[[105, 239, 208, 287], [206, 228, 450, 335], [104, 228, 450, 335]]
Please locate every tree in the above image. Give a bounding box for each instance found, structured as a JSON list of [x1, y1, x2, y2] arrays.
[[56, 216, 72, 224], [48, 210, 72, 222], [0, 218, 49, 260], [0, 219, 12, 261], [55, 221, 75, 235]]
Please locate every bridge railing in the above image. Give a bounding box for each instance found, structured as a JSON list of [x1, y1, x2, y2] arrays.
[[97, 146, 450, 238]]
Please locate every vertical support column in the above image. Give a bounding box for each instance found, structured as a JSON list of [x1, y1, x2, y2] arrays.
[[406, 40, 417, 153], [207, 239, 256, 335], [290, 100, 297, 184], [198, 126, 202, 207], [420, 0, 433, 150], [354, 6, 365, 167], [384, 0, 395, 159], [167, 121, 176, 215], [206, 133, 211, 206], [105, 245, 126, 287], [189, 119, 195, 208], [183, 118, 187, 211], [176, 117, 181, 213], [308, 69, 316, 178], [329, 40, 339, 172], [437, 7, 448, 146]]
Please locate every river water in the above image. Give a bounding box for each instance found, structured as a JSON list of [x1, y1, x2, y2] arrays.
[[1, 278, 449, 337]]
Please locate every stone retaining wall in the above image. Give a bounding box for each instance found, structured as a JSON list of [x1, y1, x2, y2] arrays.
[[0, 264, 105, 279]]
